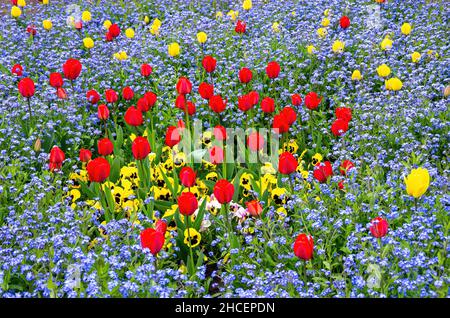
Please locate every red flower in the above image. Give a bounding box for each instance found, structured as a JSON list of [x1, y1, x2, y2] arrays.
[[198, 82, 214, 100], [97, 138, 114, 156], [176, 77, 192, 95], [97, 104, 109, 120], [86, 89, 100, 104], [79, 148, 92, 163], [340, 16, 351, 29], [175, 94, 186, 110], [246, 200, 263, 217], [331, 118, 349, 136], [278, 151, 298, 175], [313, 161, 333, 183], [335, 107, 352, 122], [304, 92, 322, 110], [248, 91, 259, 105], [165, 126, 181, 147], [105, 89, 118, 104], [239, 67, 252, 83], [209, 95, 227, 113], [177, 119, 186, 130], [179, 167, 196, 188], [291, 94, 302, 106], [49, 72, 63, 88], [18, 77, 35, 98], [338, 180, 345, 190], [87, 157, 111, 183], [122, 86, 134, 100], [202, 55, 217, 73], [247, 132, 265, 152], [266, 61, 280, 79], [62, 58, 82, 81], [370, 217, 389, 238], [56, 87, 67, 99], [213, 179, 235, 204], [213, 125, 227, 141], [260, 97, 275, 113], [209, 146, 224, 164], [238, 94, 253, 112], [11, 64, 23, 76], [177, 192, 198, 216], [105, 31, 113, 41], [49, 146, 65, 172], [272, 113, 290, 134], [339, 160, 355, 176], [74, 21, 82, 30], [124, 106, 143, 126], [144, 92, 157, 108], [132, 136, 151, 160], [26, 25, 37, 36], [141, 63, 152, 77], [108, 24, 121, 38], [155, 220, 167, 234], [140, 228, 165, 255], [235, 20, 246, 34], [293, 234, 314, 260], [280, 106, 297, 125], [185, 101, 196, 115]]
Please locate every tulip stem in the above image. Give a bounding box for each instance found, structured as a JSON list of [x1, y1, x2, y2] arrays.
[[185, 215, 195, 273], [27, 98, 34, 130]]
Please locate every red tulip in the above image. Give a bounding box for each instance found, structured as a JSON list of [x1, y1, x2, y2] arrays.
[[155, 220, 167, 234], [86, 89, 100, 104], [74, 20, 82, 30], [141, 63, 152, 77], [278, 151, 298, 175], [177, 119, 186, 130], [340, 16, 351, 29], [293, 234, 314, 260], [261, 97, 275, 113], [56, 87, 67, 99], [238, 94, 253, 112], [198, 82, 214, 100], [272, 113, 290, 134], [108, 24, 120, 38], [137, 97, 149, 113], [18, 77, 35, 98], [49, 146, 65, 172], [62, 58, 82, 81], [105, 89, 118, 103], [97, 138, 114, 156], [291, 94, 302, 106], [140, 228, 165, 255], [235, 20, 246, 34], [246, 200, 263, 217], [209, 146, 224, 164], [79, 148, 92, 163], [144, 92, 157, 108], [266, 61, 280, 79], [209, 95, 227, 113], [131, 136, 151, 160], [176, 77, 192, 95], [202, 55, 217, 73], [339, 160, 355, 176], [213, 125, 227, 141], [97, 104, 109, 120], [185, 101, 196, 116], [124, 106, 143, 126], [313, 161, 333, 183], [370, 217, 389, 238], [105, 31, 113, 41], [247, 132, 265, 152], [304, 92, 322, 110], [213, 179, 235, 204], [338, 180, 345, 190], [165, 126, 181, 147], [248, 91, 259, 105], [175, 94, 186, 110], [179, 166, 196, 187], [239, 67, 252, 83], [87, 157, 111, 183], [331, 118, 349, 136], [335, 107, 352, 122], [280, 106, 297, 125], [122, 86, 134, 100], [49, 72, 63, 88], [26, 25, 37, 36], [11, 64, 23, 77], [177, 192, 198, 216]]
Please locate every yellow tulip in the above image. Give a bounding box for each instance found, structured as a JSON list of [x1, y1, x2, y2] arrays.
[[385, 77, 403, 91], [242, 0, 252, 10], [377, 64, 391, 77], [125, 28, 135, 38], [401, 23, 412, 35], [381, 37, 393, 50], [11, 6, 22, 18], [103, 20, 112, 30], [83, 37, 94, 49], [272, 22, 280, 33], [168, 42, 180, 57], [321, 18, 330, 27], [153, 18, 162, 28], [114, 51, 128, 61], [404, 168, 430, 198], [411, 51, 421, 63], [324, 9, 330, 16], [43, 19, 52, 30], [227, 10, 239, 21], [352, 70, 362, 81], [42, 0, 49, 4], [332, 40, 345, 53], [317, 27, 327, 38], [144, 16, 150, 24], [197, 32, 207, 44], [81, 11, 91, 22], [17, 0, 26, 7]]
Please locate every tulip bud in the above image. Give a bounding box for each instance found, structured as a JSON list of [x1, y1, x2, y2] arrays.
[[33, 138, 41, 152], [444, 85, 450, 98]]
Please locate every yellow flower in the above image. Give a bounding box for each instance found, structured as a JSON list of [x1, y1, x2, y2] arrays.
[[83, 37, 94, 49], [411, 51, 421, 63], [227, 10, 239, 21], [168, 42, 180, 57], [42, 19, 52, 30], [184, 228, 201, 247], [321, 18, 330, 27], [242, 0, 252, 10], [281, 139, 299, 154], [272, 22, 280, 33], [125, 28, 135, 38], [82, 11, 91, 22], [99, 221, 108, 239], [11, 6, 22, 18], [103, 20, 112, 30], [271, 187, 288, 205], [401, 23, 412, 35], [352, 70, 362, 81], [144, 16, 150, 24], [404, 168, 430, 198], [311, 153, 323, 165], [153, 18, 162, 28], [197, 31, 207, 44], [376, 64, 391, 77], [240, 172, 253, 188], [113, 51, 128, 61], [381, 36, 393, 50], [291, 11, 296, 16], [205, 172, 218, 182], [42, 0, 49, 4], [323, 9, 330, 16], [385, 77, 403, 91], [307, 45, 317, 54], [17, 0, 26, 7], [261, 162, 276, 175], [332, 40, 345, 53], [317, 27, 328, 38], [216, 11, 223, 19]]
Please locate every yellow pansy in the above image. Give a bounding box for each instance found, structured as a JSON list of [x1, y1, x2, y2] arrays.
[[83, 37, 94, 49], [317, 27, 328, 38], [173, 152, 187, 168], [404, 168, 430, 198], [401, 23, 412, 35], [411, 51, 421, 63], [271, 187, 288, 205], [43, 19, 52, 30], [385, 78, 403, 91], [99, 221, 108, 239], [261, 162, 276, 175], [276, 207, 287, 219], [332, 40, 345, 53], [184, 228, 201, 248], [307, 45, 317, 55], [240, 173, 253, 188], [376, 64, 391, 77], [11, 6, 22, 18], [206, 172, 219, 182], [352, 70, 362, 81], [381, 36, 393, 50], [103, 20, 112, 30], [125, 28, 135, 38], [321, 18, 330, 27], [168, 42, 180, 57], [242, 0, 252, 10], [281, 139, 299, 154], [197, 31, 207, 44], [311, 153, 323, 165]]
